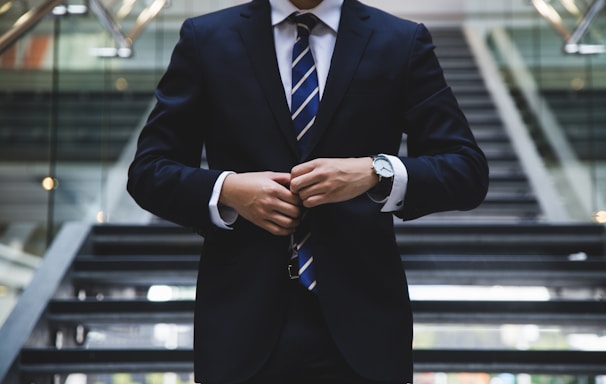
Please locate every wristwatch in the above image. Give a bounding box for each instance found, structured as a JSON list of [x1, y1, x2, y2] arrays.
[[371, 154, 394, 197]]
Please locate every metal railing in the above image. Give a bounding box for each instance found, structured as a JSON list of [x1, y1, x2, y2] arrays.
[[531, 0, 606, 54], [0, 222, 90, 383], [0, 0, 63, 56], [0, 0, 169, 58]]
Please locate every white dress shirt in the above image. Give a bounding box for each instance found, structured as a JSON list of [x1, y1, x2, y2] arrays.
[[209, 0, 408, 229]]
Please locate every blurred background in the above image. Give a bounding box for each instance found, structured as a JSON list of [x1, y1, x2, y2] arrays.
[[0, 0, 605, 383]]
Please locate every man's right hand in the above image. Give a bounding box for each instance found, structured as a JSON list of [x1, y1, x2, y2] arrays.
[[219, 172, 302, 236]]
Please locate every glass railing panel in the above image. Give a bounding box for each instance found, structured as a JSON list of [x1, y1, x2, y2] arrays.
[[0, 3, 57, 328], [490, 24, 606, 220]]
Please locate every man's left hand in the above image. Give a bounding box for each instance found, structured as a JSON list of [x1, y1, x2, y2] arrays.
[[290, 157, 378, 208]]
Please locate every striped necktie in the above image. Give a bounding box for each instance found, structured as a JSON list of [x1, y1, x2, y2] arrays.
[[291, 13, 319, 293], [291, 13, 320, 158]]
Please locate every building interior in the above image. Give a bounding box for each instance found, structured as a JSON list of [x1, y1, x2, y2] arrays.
[[0, 0, 605, 383]]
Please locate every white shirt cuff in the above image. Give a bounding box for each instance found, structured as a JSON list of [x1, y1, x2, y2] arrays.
[[209, 171, 238, 230]]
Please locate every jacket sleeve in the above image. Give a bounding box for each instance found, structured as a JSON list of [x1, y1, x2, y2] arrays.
[[396, 23, 489, 220], [127, 18, 222, 235]]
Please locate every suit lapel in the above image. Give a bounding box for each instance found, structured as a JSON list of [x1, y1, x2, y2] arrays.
[[301, 0, 372, 161], [237, 0, 300, 159], [237, 0, 374, 162]]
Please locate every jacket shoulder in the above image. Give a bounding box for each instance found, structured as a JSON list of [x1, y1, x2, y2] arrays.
[[185, 0, 264, 30], [350, 0, 432, 46]]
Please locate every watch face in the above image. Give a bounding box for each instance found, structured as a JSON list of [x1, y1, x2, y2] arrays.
[[374, 157, 394, 178]]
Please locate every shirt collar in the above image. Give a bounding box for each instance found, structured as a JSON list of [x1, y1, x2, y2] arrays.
[[269, 0, 343, 32]]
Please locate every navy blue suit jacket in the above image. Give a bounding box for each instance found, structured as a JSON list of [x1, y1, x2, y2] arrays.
[[128, 0, 489, 383]]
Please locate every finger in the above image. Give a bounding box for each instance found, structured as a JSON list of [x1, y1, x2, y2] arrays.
[[290, 168, 320, 194], [301, 192, 328, 208], [262, 221, 291, 236], [267, 196, 302, 219], [290, 160, 317, 179], [270, 172, 292, 187], [296, 176, 328, 201], [273, 185, 302, 206], [269, 213, 300, 230], [267, 172, 303, 205], [264, 216, 298, 236]]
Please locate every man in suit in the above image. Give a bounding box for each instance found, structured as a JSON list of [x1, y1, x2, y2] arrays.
[[127, 0, 489, 383]]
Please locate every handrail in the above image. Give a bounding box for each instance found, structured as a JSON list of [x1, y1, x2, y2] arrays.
[[564, 0, 605, 54], [0, 0, 169, 58], [0, 0, 63, 56], [530, 0, 572, 41], [531, 0, 606, 55], [127, 0, 169, 43], [88, 0, 169, 58], [89, 0, 133, 58], [0, 222, 90, 383]]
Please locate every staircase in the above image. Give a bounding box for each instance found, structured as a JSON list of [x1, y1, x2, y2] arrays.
[[429, 29, 542, 223], [1, 222, 605, 382]]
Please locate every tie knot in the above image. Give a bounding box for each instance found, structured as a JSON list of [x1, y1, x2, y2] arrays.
[[292, 13, 318, 37]]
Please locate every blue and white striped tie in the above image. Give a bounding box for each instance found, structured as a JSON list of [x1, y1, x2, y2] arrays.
[[291, 13, 319, 293]]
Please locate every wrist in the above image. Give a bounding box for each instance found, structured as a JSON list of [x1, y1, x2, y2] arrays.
[[218, 172, 237, 208], [364, 156, 380, 188]]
